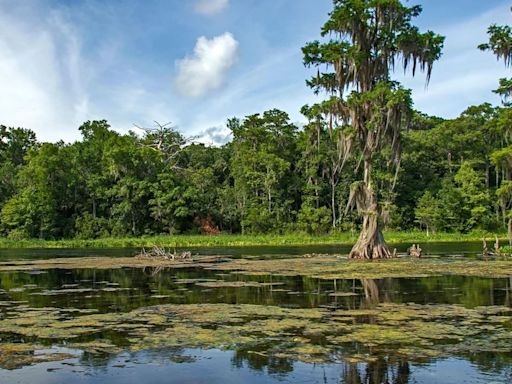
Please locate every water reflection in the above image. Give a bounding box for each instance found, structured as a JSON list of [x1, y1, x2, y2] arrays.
[[1, 348, 510, 384], [1, 268, 511, 312], [341, 359, 411, 384], [230, 345, 511, 384], [232, 342, 413, 384], [1, 261, 512, 383], [37, 344, 506, 384], [0, 241, 493, 261], [361, 279, 380, 305], [233, 345, 295, 377]]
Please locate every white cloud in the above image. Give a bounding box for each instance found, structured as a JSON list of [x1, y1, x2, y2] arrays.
[[194, 0, 229, 16], [175, 32, 239, 97], [0, 3, 171, 143], [0, 5, 92, 142], [197, 125, 232, 146]]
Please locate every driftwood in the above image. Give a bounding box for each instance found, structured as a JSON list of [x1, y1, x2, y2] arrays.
[[483, 239, 489, 257], [482, 236, 507, 257], [135, 246, 193, 261], [407, 244, 422, 258], [303, 253, 344, 259], [494, 235, 501, 256]]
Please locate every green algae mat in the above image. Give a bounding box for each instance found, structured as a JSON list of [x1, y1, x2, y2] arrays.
[[1, 255, 512, 278], [0, 255, 511, 375]]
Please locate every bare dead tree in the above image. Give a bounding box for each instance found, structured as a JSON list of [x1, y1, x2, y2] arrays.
[[133, 121, 198, 168]]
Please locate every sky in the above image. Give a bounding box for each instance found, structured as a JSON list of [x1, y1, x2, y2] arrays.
[[0, 0, 510, 145]]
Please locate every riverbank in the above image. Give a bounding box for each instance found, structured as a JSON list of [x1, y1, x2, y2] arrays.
[[0, 231, 506, 249]]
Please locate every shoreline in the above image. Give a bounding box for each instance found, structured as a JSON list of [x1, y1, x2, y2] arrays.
[[0, 231, 507, 249]]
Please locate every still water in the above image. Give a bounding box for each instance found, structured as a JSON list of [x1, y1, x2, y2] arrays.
[[0, 244, 511, 383], [0, 241, 488, 260]]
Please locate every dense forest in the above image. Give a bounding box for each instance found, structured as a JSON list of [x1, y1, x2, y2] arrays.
[[0, 2, 511, 242], [0, 103, 510, 240]]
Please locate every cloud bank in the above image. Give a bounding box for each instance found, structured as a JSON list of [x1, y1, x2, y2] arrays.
[[175, 32, 239, 97], [194, 0, 229, 16], [0, 7, 92, 142]]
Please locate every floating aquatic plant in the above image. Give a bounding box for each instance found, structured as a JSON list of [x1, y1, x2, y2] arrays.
[[1, 300, 511, 369]]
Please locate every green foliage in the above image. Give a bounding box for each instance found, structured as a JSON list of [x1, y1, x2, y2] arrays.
[[492, 146, 512, 175], [479, 24, 512, 66], [414, 191, 438, 234], [229, 110, 299, 233], [454, 162, 493, 230], [297, 204, 332, 234], [479, 21, 512, 104], [0, 103, 511, 240], [0, 231, 506, 249], [432, 179, 465, 232], [0, 126, 37, 209], [73, 213, 111, 240]]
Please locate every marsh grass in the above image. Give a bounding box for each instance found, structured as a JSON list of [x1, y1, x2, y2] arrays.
[[0, 231, 506, 249]]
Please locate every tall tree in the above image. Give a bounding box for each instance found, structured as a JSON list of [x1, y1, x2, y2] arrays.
[[229, 110, 299, 233], [479, 16, 512, 104], [1, 143, 75, 239], [0, 126, 38, 209], [302, 0, 444, 258], [492, 147, 512, 243], [480, 14, 512, 243]]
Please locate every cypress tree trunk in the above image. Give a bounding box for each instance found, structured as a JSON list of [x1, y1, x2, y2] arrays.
[[349, 191, 392, 259], [349, 159, 393, 259]]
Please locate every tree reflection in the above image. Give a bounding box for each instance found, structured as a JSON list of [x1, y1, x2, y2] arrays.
[[361, 279, 380, 305], [1, 264, 512, 379], [231, 345, 294, 376], [341, 359, 411, 384]]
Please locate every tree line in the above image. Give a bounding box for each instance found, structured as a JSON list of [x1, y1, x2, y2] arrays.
[[0, 103, 509, 240], [0, 0, 511, 242]]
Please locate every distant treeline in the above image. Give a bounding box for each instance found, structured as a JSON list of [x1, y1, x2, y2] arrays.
[[0, 103, 510, 240]]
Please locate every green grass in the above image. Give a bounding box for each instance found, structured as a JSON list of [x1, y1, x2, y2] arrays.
[[0, 230, 507, 249]]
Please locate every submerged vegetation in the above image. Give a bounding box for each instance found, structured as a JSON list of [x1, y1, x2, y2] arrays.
[[0, 343, 77, 370], [1, 293, 511, 369], [205, 256, 512, 280]]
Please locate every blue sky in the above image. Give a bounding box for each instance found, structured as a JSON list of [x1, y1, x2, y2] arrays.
[[0, 0, 510, 144]]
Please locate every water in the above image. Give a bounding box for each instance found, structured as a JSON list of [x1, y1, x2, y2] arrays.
[[1, 349, 509, 384], [0, 245, 511, 383], [1, 268, 511, 312], [0, 241, 487, 261]]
